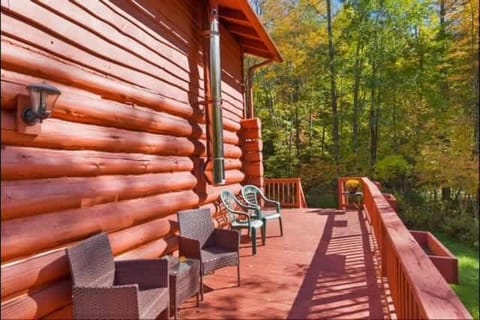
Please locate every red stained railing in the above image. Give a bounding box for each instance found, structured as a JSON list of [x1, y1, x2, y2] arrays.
[[338, 177, 472, 319], [264, 178, 307, 208]]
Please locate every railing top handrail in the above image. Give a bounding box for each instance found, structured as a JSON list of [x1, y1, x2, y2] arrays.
[[264, 178, 301, 183], [357, 177, 472, 319]]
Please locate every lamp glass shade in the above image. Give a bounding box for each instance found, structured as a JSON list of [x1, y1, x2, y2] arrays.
[[27, 83, 61, 119]]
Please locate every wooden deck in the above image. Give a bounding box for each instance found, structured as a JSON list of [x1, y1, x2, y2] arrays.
[[178, 208, 390, 319]]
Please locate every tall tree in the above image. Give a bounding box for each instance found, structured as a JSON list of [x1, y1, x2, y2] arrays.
[[326, 0, 340, 167]]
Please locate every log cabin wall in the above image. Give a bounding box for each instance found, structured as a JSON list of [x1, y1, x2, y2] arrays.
[[1, 0, 249, 318]]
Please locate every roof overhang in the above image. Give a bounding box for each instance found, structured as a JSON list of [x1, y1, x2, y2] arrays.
[[217, 0, 283, 62]]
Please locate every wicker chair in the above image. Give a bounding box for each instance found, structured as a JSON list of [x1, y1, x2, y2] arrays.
[[220, 190, 265, 255], [66, 233, 170, 319], [177, 208, 240, 300], [241, 184, 283, 237]]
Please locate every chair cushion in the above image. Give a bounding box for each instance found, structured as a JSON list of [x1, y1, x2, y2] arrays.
[[139, 287, 169, 319], [201, 247, 238, 275]]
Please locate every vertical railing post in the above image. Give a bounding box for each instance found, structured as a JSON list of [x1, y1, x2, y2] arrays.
[[295, 179, 300, 208], [264, 178, 308, 208]]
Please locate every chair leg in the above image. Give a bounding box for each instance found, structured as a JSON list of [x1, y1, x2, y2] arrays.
[[200, 274, 204, 301], [261, 222, 266, 245], [279, 217, 283, 236], [162, 306, 170, 320], [237, 260, 240, 287], [251, 227, 257, 255]]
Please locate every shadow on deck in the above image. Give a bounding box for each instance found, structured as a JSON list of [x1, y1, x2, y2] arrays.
[[179, 208, 390, 319]]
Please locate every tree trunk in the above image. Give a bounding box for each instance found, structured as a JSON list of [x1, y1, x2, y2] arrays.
[[321, 125, 326, 156], [369, 61, 378, 169], [352, 41, 363, 165], [295, 104, 301, 158], [469, 0, 480, 156], [326, 0, 340, 167]]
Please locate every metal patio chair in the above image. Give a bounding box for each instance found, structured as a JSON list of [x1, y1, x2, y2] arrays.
[[66, 232, 170, 319], [241, 184, 283, 237], [220, 190, 265, 255]]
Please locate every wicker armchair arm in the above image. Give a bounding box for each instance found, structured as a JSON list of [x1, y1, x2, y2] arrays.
[[178, 236, 201, 260], [214, 228, 240, 251], [72, 284, 140, 319], [115, 259, 169, 289]]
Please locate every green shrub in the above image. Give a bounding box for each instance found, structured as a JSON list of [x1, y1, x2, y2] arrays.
[[375, 155, 412, 192], [397, 194, 479, 249]]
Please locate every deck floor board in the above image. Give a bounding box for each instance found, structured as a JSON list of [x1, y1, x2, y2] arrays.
[[179, 208, 389, 319]]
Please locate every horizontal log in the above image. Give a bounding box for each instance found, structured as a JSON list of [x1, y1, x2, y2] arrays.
[[0, 39, 205, 121], [1, 70, 241, 132], [1, 250, 67, 300], [73, 0, 195, 75], [1, 217, 175, 300], [225, 170, 246, 184], [1, 146, 242, 181], [240, 118, 261, 130], [221, 96, 244, 119], [245, 177, 264, 188], [117, 235, 178, 260], [2, 190, 199, 261], [243, 162, 264, 176], [202, 169, 245, 187], [108, 217, 176, 256], [1, 110, 242, 159], [51, 0, 205, 90], [223, 108, 243, 124], [109, 0, 202, 54], [1, 110, 204, 155], [239, 128, 262, 140], [0, 5, 202, 106], [243, 151, 263, 162], [2, 171, 197, 220], [1, 77, 203, 138], [201, 183, 243, 205], [1, 146, 194, 180], [0, 73, 101, 110], [42, 305, 72, 319], [197, 202, 231, 229], [2, 235, 178, 319], [1, 278, 72, 320], [242, 140, 263, 153]]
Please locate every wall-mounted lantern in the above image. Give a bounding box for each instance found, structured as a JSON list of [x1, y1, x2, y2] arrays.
[[17, 82, 61, 135], [22, 83, 61, 125]]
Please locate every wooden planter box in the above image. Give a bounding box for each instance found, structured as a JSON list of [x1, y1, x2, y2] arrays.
[[410, 230, 459, 284]]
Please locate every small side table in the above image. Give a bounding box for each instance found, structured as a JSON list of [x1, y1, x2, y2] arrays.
[[168, 256, 200, 319]]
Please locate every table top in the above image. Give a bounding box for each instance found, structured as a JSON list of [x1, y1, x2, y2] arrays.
[[167, 256, 199, 277]]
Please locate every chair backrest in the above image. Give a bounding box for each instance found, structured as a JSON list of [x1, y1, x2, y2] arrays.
[[220, 190, 242, 222], [177, 208, 215, 247], [66, 233, 115, 287], [242, 185, 262, 206]]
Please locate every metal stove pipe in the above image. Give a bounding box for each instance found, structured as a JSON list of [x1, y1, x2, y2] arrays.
[[208, 9, 226, 185]]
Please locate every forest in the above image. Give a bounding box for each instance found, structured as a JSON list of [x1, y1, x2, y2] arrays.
[[248, 0, 479, 248]]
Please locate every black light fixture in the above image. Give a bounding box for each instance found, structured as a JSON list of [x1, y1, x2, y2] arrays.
[[22, 83, 61, 125]]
